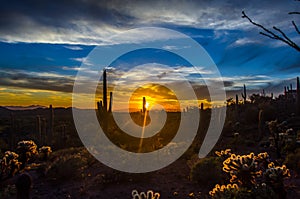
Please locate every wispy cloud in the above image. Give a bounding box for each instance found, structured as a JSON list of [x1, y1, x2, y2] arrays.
[[63, 45, 84, 50], [0, 0, 298, 45]]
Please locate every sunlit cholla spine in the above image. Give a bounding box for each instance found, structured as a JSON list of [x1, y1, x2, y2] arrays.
[[209, 183, 239, 199], [223, 153, 261, 187], [0, 151, 21, 177], [264, 162, 290, 183], [255, 152, 270, 169], [132, 189, 160, 199], [215, 149, 232, 158]]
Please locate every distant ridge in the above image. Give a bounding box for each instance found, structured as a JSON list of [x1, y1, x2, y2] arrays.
[[3, 105, 47, 110]]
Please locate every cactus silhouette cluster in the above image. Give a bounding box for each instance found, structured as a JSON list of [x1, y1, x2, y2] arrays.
[[1, 140, 51, 181]]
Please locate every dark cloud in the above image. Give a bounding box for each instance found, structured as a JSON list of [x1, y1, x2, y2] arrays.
[[0, 69, 74, 92], [0, 0, 298, 44]]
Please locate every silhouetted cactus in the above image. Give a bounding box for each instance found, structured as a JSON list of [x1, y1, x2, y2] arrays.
[[200, 102, 204, 111], [49, 104, 54, 140], [36, 115, 42, 143], [16, 140, 38, 169], [241, 84, 247, 104], [109, 91, 113, 112], [297, 76, 300, 115], [143, 97, 146, 113], [103, 69, 108, 112]]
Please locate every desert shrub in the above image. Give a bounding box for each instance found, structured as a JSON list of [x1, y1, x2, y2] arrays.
[[46, 153, 88, 181], [284, 149, 300, 174], [38, 146, 52, 161], [190, 157, 224, 188], [16, 140, 38, 169]]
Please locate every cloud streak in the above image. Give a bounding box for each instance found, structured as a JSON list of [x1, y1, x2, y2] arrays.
[[0, 0, 298, 45]]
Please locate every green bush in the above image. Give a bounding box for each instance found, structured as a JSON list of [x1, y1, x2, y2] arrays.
[[190, 157, 224, 188]]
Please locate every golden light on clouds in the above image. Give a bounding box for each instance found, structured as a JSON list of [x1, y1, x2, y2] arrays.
[[128, 84, 181, 112], [0, 86, 72, 107]]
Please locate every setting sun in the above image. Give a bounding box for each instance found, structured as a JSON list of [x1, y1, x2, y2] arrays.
[[145, 102, 149, 109]]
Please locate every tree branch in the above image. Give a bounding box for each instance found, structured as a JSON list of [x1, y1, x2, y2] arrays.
[[242, 11, 300, 52], [292, 21, 300, 34]]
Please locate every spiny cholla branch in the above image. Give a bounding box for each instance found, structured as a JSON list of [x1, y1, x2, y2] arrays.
[[242, 11, 300, 52]]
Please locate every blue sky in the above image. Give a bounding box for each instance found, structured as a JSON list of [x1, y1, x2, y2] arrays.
[[0, 0, 299, 107]]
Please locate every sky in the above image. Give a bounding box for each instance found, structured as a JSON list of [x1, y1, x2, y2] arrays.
[[0, 0, 299, 109]]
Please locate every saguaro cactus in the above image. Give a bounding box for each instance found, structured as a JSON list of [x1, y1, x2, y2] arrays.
[[36, 115, 42, 143], [143, 97, 146, 113], [109, 91, 113, 112], [241, 84, 247, 104], [200, 102, 204, 111], [49, 104, 54, 139], [10, 113, 16, 150], [103, 69, 108, 112], [297, 77, 300, 116]]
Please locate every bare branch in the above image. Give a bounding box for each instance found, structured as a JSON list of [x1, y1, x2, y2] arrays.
[[242, 11, 300, 52], [273, 26, 297, 45], [292, 21, 300, 34], [289, 11, 300, 14]]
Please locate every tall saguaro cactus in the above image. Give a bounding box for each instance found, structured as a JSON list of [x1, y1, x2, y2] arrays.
[[36, 115, 42, 143], [297, 77, 300, 116], [10, 113, 16, 150], [108, 92, 113, 112], [49, 104, 54, 140], [143, 97, 146, 113], [103, 69, 108, 112], [241, 84, 247, 104]]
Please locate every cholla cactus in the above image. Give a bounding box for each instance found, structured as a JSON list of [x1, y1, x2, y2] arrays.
[[16, 140, 38, 168], [223, 153, 261, 187], [39, 146, 52, 161], [215, 149, 232, 158], [264, 162, 290, 198], [209, 184, 239, 198], [132, 190, 160, 199], [265, 163, 290, 183], [0, 151, 21, 177]]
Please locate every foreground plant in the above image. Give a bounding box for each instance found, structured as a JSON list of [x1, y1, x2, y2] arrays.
[[209, 184, 239, 198], [39, 146, 52, 161], [16, 140, 38, 169], [0, 151, 21, 178], [132, 189, 160, 199], [209, 150, 290, 199]]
